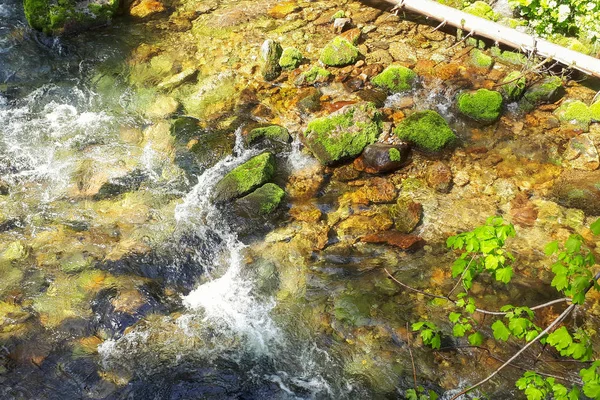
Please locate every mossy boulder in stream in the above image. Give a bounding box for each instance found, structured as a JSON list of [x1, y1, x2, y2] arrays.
[[213, 152, 276, 202], [279, 47, 303, 70], [371, 65, 417, 93], [247, 125, 291, 144], [552, 170, 600, 214], [303, 102, 382, 165], [554, 100, 594, 131], [24, 0, 119, 35], [235, 183, 285, 217], [500, 71, 526, 101], [261, 39, 283, 81], [519, 76, 564, 111], [457, 89, 503, 124], [320, 37, 360, 67], [394, 110, 456, 153], [470, 49, 494, 68]]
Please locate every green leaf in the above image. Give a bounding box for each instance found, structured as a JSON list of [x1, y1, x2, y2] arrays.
[[453, 323, 468, 337], [452, 259, 467, 278], [449, 312, 461, 323], [551, 273, 569, 292], [547, 327, 572, 351], [525, 330, 538, 342], [430, 333, 441, 350], [484, 255, 499, 270], [406, 389, 418, 400], [468, 331, 483, 346], [565, 235, 582, 254], [412, 322, 424, 331], [544, 241, 559, 256], [492, 320, 510, 341], [495, 267, 513, 284], [590, 218, 600, 235], [480, 239, 498, 254], [428, 390, 439, 400]]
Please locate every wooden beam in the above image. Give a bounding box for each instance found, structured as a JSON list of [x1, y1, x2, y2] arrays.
[[373, 0, 600, 79]]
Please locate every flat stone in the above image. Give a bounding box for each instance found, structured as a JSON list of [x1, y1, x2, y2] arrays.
[[563, 134, 599, 170], [361, 231, 425, 251]]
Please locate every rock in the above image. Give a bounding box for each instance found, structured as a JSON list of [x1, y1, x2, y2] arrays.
[[286, 164, 324, 199], [457, 89, 503, 124], [295, 66, 331, 86], [157, 68, 198, 91], [320, 37, 360, 67], [129, 0, 166, 19], [333, 164, 361, 181], [94, 169, 149, 200], [24, 0, 119, 35], [470, 49, 494, 68], [389, 197, 422, 233], [335, 212, 393, 239], [170, 116, 202, 144], [0, 180, 8, 196], [340, 27, 361, 45], [562, 134, 599, 170], [261, 39, 283, 81], [510, 193, 538, 227], [1, 241, 28, 262], [267, 1, 300, 19], [371, 65, 417, 93], [235, 183, 285, 217], [520, 76, 564, 111], [551, 170, 600, 214], [394, 110, 456, 153], [361, 231, 425, 251], [333, 18, 352, 33], [144, 95, 179, 119], [426, 161, 453, 193], [303, 102, 382, 165], [279, 47, 303, 70], [554, 100, 594, 131], [500, 71, 526, 101], [247, 125, 291, 145], [289, 204, 322, 222], [296, 88, 322, 112], [357, 89, 387, 108], [359, 143, 410, 173], [213, 153, 276, 202], [453, 170, 470, 187], [189, 131, 235, 171], [344, 178, 397, 204]]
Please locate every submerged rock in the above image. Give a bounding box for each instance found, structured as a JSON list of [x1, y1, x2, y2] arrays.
[[371, 65, 417, 93], [246, 125, 291, 144], [359, 143, 410, 173], [94, 170, 149, 201], [128, 0, 166, 19], [389, 197, 422, 233], [520, 76, 564, 111], [500, 71, 526, 101], [303, 102, 382, 165], [234, 183, 285, 217], [189, 131, 235, 171], [426, 161, 453, 193], [562, 134, 599, 171], [551, 170, 600, 214], [320, 36, 360, 67], [361, 231, 424, 251], [457, 89, 503, 124], [24, 0, 119, 35], [394, 110, 456, 153], [213, 152, 276, 202], [295, 66, 331, 86]]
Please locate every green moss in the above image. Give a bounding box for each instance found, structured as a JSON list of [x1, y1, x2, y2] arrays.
[[297, 66, 331, 85], [331, 10, 345, 20], [457, 89, 503, 124], [1, 241, 28, 262], [463, 1, 499, 20], [371, 65, 417, 93], [236, 183, 285, 215], [333, 291, 372, 326], [470, 49, 493, 68], [262, 39, 283, 81], [501, 71, 526, 101], [24, 0, 50, 32], [279, 47, 303, 70], [304, 102, 382, 164], [247, 125, 291, 144], [590, 101, 600, 121], [214, 152, 276, 202], [520, 76, 564, 112], [24, 0, 118, 35], [388, 148, 401, 162], [491, 47, 528, 66], [554, 100, 593, 130], [394, 110, 456, 153], [320, 37, 360, 67]]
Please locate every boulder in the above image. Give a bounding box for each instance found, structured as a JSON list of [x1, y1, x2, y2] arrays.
[[470, 49, 494, 68], [320, 37, 360, 67], [24, 0, 119, 35], [279, 47, 303, 70], [426, 161, 453, 193], [554, 100, 594, 131], [394, 110, 456, 153], [500, 71, 526, 101], [519, 76, 564, 112], [246, 125, 291, 144], [371, 65, 418, 93], [234, 183, 285, 217], [189, 131, 235, 171], [295, 66, 331, 86], [457, 89, 503, 124], [213, 152, 276, 202], [359, 143, 410, 173], [261, 39, 283, 81], [551, 170, 600, 215], [303, 102, 382, 165]]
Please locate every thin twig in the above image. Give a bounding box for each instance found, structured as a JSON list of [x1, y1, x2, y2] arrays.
[[492, 56, 553, 88], [447, 256, 475, 299], [431, 19, 447, 32], [384, 269, 571, 316], [449, 303, 576, 400], [448, 30, 474, 51], [407, 322, 418, 391]]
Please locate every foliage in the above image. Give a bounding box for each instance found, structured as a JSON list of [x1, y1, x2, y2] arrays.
[[508, 0, 600, 44], [412, 321, 442, 350], [406, 386, 439, 400], [515, 372, 580, 400], [491, 305, 542, 342], [580, 361, 600, 399]]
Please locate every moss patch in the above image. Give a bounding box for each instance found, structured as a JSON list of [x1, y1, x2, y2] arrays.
[[320, 37, 360, 67], [213, 153, 276, 202], [304, 102, 382, 164], [371, 65, 417, 93], [520, 76, 564, 112], [279, 47, 303, 70], [501, 71, 526, 101], [463, 1, 499, 20], [457, 89, 503, 124], [554, 100, 594, 130], [296, 66, 331, 85], [470, 49, 493, 68], [388, 148, 401, 162], [236, 183, 285, 216], [394, 110, 456, 153], [247, 125, 291, 144]]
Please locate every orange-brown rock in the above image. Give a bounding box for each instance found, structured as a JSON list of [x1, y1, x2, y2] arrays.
[[129, 0, 166, 19], [268, 2, 300, 19], [361, 231, 425, 251], [510, 193, 538, 227]]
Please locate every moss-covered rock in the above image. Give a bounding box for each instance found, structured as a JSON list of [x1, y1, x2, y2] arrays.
[[247, 125, 291, 144], [295, 66, 331, 86], [279, 47, 303, 70], [520, 76, 564, 112], [24, 0, 119, 35], [463, 1, 499, 20], [213, 152, 276, 202], [360, 143, 410, 173], [554, 100, 594, 131], [320, 36, 360, 67], [303, 102, 382, 165], [457, 89, 503, 124], [394, 110, 456, 153], [552, 170, 600, 214], [500, 71, 526, 101], [235, 183, 285, 217], [261, 39, 283, 81], [189, 131, 236, 171], [490, 47, 528, 65], [470, 49, 493, 68], [591, 101, 600, 121], [371, 65, 417, 93]]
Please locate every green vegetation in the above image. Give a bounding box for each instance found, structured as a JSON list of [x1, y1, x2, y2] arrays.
[[501, 71, 527, 101], [236, 183, 285, 215], [470, 49, 493, 68], [457, 89, 503, 124], [297, 65, 331, 85], [394, 110, 456, 153], [279, 47, 303, 70], [371, 65, 418, 93], [247, 125, 291, 144], [213, 152, 276, 202], [388, 148, 402, 162], [320, 37, 360, 67], [463, 1, 500, 21]]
